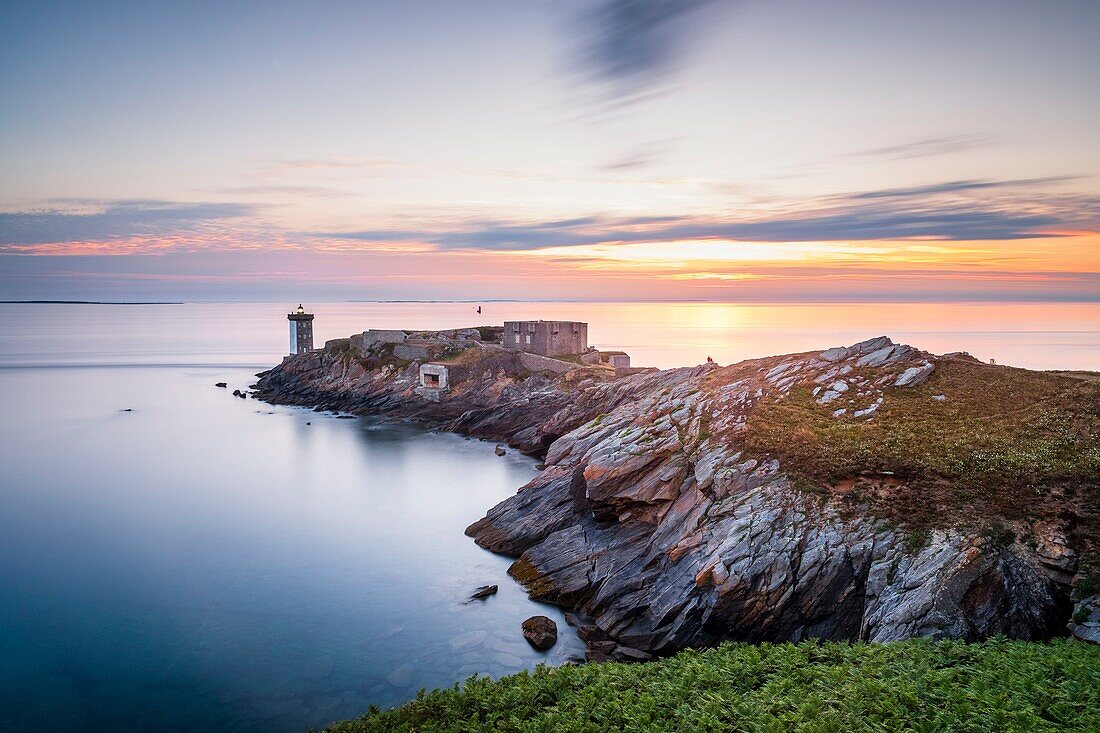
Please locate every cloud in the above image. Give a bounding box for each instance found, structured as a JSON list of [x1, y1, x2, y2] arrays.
[[0, 200, 255, 246], [844, 133, 995, 160], [571, 0, 722, 99], [253, 157, 408, 180], [317, 177, 1097, 250], [601, 138, 679, 171], [199, 184, 355, 199], [850, 177, 1081, 200]]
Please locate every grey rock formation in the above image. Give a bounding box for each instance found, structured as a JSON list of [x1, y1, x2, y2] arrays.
[[254, 334, 1089, 659], [1069, 594, 1100, 644]]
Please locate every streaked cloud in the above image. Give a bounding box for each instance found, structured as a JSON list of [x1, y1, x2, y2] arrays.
[[199, 184, 355, 200], [849, 177, 1082, 200], [601, 138, 679, 171], [255, 157, 404, 177], [844, 133, 996, 160], [316, 178, 1098, 250], [0, 200, 257, 247]]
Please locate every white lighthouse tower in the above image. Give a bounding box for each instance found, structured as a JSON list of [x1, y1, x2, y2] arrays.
[[287, 304, 314, 355]]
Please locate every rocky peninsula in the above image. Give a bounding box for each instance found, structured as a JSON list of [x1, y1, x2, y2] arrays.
[[253, 330, 1100, 659]]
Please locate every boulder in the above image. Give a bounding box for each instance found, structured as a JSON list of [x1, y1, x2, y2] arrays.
[[521, 616, 558, 650]]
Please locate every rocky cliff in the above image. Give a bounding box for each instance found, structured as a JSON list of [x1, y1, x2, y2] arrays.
[[254, 334, 1099, 658]]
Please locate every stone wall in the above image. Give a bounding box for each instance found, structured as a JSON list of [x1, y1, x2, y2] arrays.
[[363, 329, 408, 345], [324, 338, 351, 351], [394, 343, 431, 361], [518, 351, 579, 374]]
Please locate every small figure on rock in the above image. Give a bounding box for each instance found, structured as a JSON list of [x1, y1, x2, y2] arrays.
[[521, 615, 557, 650]]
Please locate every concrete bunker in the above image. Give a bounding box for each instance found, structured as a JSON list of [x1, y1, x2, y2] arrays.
[[419, 363, 449, 390]]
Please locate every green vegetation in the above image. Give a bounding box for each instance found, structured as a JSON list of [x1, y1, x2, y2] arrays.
[[739, 358, 1100, 554], [322, 638, 1099, 732], [904, 527, 930, 554], [475, 326, 502, 342]]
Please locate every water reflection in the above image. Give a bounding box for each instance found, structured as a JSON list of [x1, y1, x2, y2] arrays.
[[0, 366, 584, 732], [2, 300, 1097, 731]]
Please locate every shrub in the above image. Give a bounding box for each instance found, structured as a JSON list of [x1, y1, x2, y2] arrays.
[[321, 638, 1100, 733]]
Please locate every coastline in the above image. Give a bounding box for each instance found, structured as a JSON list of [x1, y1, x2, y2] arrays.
[[254, 330, 1100, 659]]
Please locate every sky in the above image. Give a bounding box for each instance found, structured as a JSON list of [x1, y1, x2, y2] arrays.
[[1, 0, 1098, 302]]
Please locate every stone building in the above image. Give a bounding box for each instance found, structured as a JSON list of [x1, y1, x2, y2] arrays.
[[287, 305, 314, 355], [503, 320, 587, 356]]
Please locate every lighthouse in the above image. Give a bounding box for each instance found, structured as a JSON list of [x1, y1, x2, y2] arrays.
[[287, 304, 314, 355]]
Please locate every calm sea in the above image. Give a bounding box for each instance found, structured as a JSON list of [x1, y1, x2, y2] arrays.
[[0, 301, 1097, 732]]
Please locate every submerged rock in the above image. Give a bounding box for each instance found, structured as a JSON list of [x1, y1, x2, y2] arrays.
[[467, 585, 498, 602], [522, 616, 558, 650]]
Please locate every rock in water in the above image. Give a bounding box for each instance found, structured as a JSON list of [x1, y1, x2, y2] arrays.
[[215, 382, 227, 388], [468, 584, 498, 601], [495, 444, 506, 456], [521, 616, 557, 650]]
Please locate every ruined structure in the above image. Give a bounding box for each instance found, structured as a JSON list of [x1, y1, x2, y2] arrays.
[[504, 320, 587, 357]]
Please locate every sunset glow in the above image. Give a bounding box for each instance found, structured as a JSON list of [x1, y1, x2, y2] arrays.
[[1, 1, 1098, 302]]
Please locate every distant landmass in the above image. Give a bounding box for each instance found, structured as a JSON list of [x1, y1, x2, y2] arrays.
[[0, 300, 183, 305]]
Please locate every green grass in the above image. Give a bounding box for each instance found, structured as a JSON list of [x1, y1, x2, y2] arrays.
[[322, 638, 1099, 732], [737, 357, 1100, 554]]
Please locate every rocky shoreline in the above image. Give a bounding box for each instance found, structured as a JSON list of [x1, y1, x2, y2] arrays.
[[253, 331, 1100, 659]]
